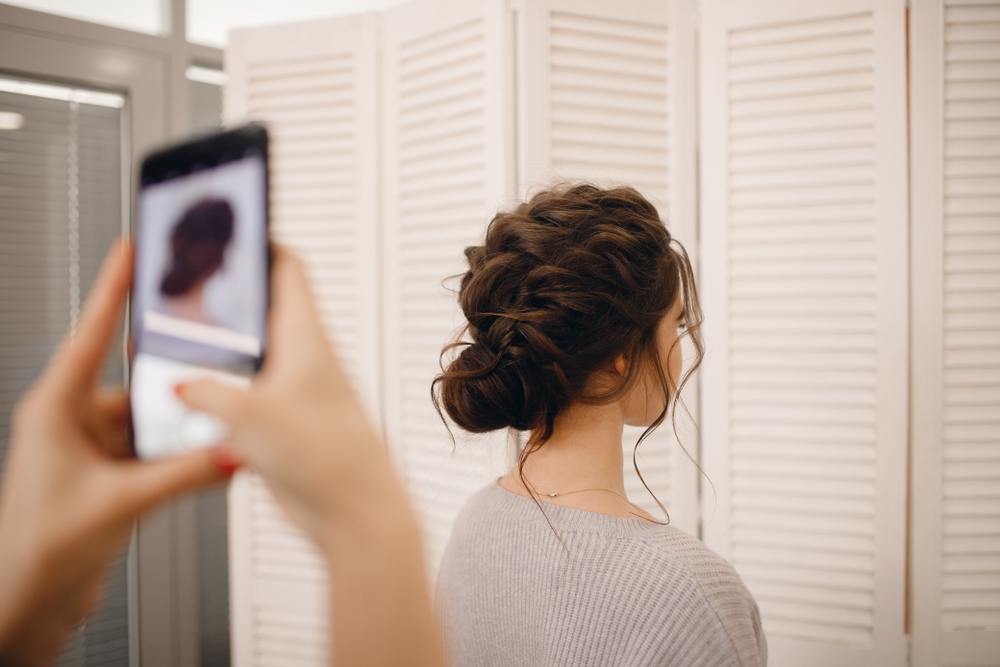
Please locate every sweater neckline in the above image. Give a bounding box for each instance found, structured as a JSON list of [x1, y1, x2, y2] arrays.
[[488, 478, 669, 534]]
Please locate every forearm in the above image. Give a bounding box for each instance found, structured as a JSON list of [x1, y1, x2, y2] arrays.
[[323, 486, 446, 667], [0, 518, 125, 667], [0, 543, 72, 667], [0, 613, 65, 667]]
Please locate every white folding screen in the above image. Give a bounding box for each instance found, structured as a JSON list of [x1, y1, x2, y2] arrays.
[[513, 0, 700, 534], [381, 0, 516, 575], [911, 1, 1000, 665], [225, 15, 381, 665], [219, 1, 990, 665], [699, 1, 908, 665]]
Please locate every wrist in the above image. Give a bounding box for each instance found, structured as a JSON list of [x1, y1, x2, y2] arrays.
[[0, 527, 64, 666]]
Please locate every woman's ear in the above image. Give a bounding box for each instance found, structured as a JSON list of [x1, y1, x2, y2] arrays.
[[613, 353, 628, 377]]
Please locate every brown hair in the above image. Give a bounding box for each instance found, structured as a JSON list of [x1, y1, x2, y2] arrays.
[[160, 197, 235, 297], [431, 183, 703, 519]]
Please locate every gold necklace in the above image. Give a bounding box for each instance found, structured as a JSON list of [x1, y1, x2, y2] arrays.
[[532, 484, 655, 521], [543, 486, 626, 500]]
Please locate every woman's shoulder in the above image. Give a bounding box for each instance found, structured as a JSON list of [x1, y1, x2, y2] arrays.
[[447, 481, 507, 535], [442, 483, 767, 665], [634, 526, 767, 666], [636, 526, 759, 608], [447, 480, 752, 609], [451, 482, 750, 602], [637, 523, 746, 585]]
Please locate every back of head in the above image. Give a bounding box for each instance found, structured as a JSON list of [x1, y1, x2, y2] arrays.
[[433, 183, 701, 444], [160, 197, 235, 297]]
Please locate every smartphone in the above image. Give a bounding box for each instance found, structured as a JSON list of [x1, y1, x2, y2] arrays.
[[129, 124, 269, 460]]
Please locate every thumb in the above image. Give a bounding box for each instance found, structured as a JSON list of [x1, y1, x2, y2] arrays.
[[119, 445, 238, 513], [176, 378, 250, 425]]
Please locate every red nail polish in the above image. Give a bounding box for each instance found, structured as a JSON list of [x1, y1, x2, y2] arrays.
[[218, 460, 240, 476], [212, 448, 243, 476], [173, 383, 186, 398]]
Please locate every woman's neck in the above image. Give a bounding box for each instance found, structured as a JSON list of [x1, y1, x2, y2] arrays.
[[164, 283, 209, 322], [500, 401, 651, 519]]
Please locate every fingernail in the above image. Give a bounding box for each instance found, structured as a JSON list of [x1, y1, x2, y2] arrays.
[[218, 462, 240, 477], [173, 383, 186, 398], [212, 447, 243, 476]]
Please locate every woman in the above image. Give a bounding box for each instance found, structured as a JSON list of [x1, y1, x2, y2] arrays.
[[434, 184, 767, 666], [159, 197, 235, 325]]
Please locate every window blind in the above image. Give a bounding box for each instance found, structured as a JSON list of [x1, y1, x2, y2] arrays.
[[0, 82, 129, 666]]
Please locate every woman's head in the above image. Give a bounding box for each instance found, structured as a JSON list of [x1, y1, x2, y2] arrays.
[[433, 183, 703, 448], [160, 197, 235, 297]]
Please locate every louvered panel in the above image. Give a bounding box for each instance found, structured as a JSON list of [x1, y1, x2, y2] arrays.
[[383, 0, 513, 576], [516, 0, 699, 535], [726, 10, 881, 649], [241, 45, 350, 660], [547, 11, 669, 209], [245, 55, 363, 385], [226, 15, 379, 666], [402, 441, 503, 558], [702, 1, 907, 664], [912, 0, 1000, 663], [941, 0, 1000, 637], [548, 5, 672, 517], [396, 15, 490, 572]]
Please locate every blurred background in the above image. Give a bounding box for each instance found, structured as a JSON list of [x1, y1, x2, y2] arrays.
[[0, 0, 996, 666]]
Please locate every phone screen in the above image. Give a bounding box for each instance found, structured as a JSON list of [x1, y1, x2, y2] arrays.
[[130, 126, 268, 460]]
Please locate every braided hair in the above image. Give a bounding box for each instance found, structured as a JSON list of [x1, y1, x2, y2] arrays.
[[432, 183, 703, 447]]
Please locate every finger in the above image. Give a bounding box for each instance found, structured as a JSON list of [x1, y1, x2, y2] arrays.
[[175, 378, 250, 425], [47, 239, 132, 394], [119, 446, 233, 512], [211, 443, 245, 476], [94, 388, 129, 421], [268, 248, 331, 363], [91, 389, 131, 458]]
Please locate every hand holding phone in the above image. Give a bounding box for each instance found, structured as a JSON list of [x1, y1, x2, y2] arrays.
[[130, 125, 269, 459], [0, 241, 232, 666]]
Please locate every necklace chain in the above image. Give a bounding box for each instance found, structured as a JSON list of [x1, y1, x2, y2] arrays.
[[545, 487, 624, 500], [533, 484, 653, 520]]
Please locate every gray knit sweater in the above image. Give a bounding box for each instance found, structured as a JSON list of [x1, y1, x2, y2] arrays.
[[436, 482, 767, 666]]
